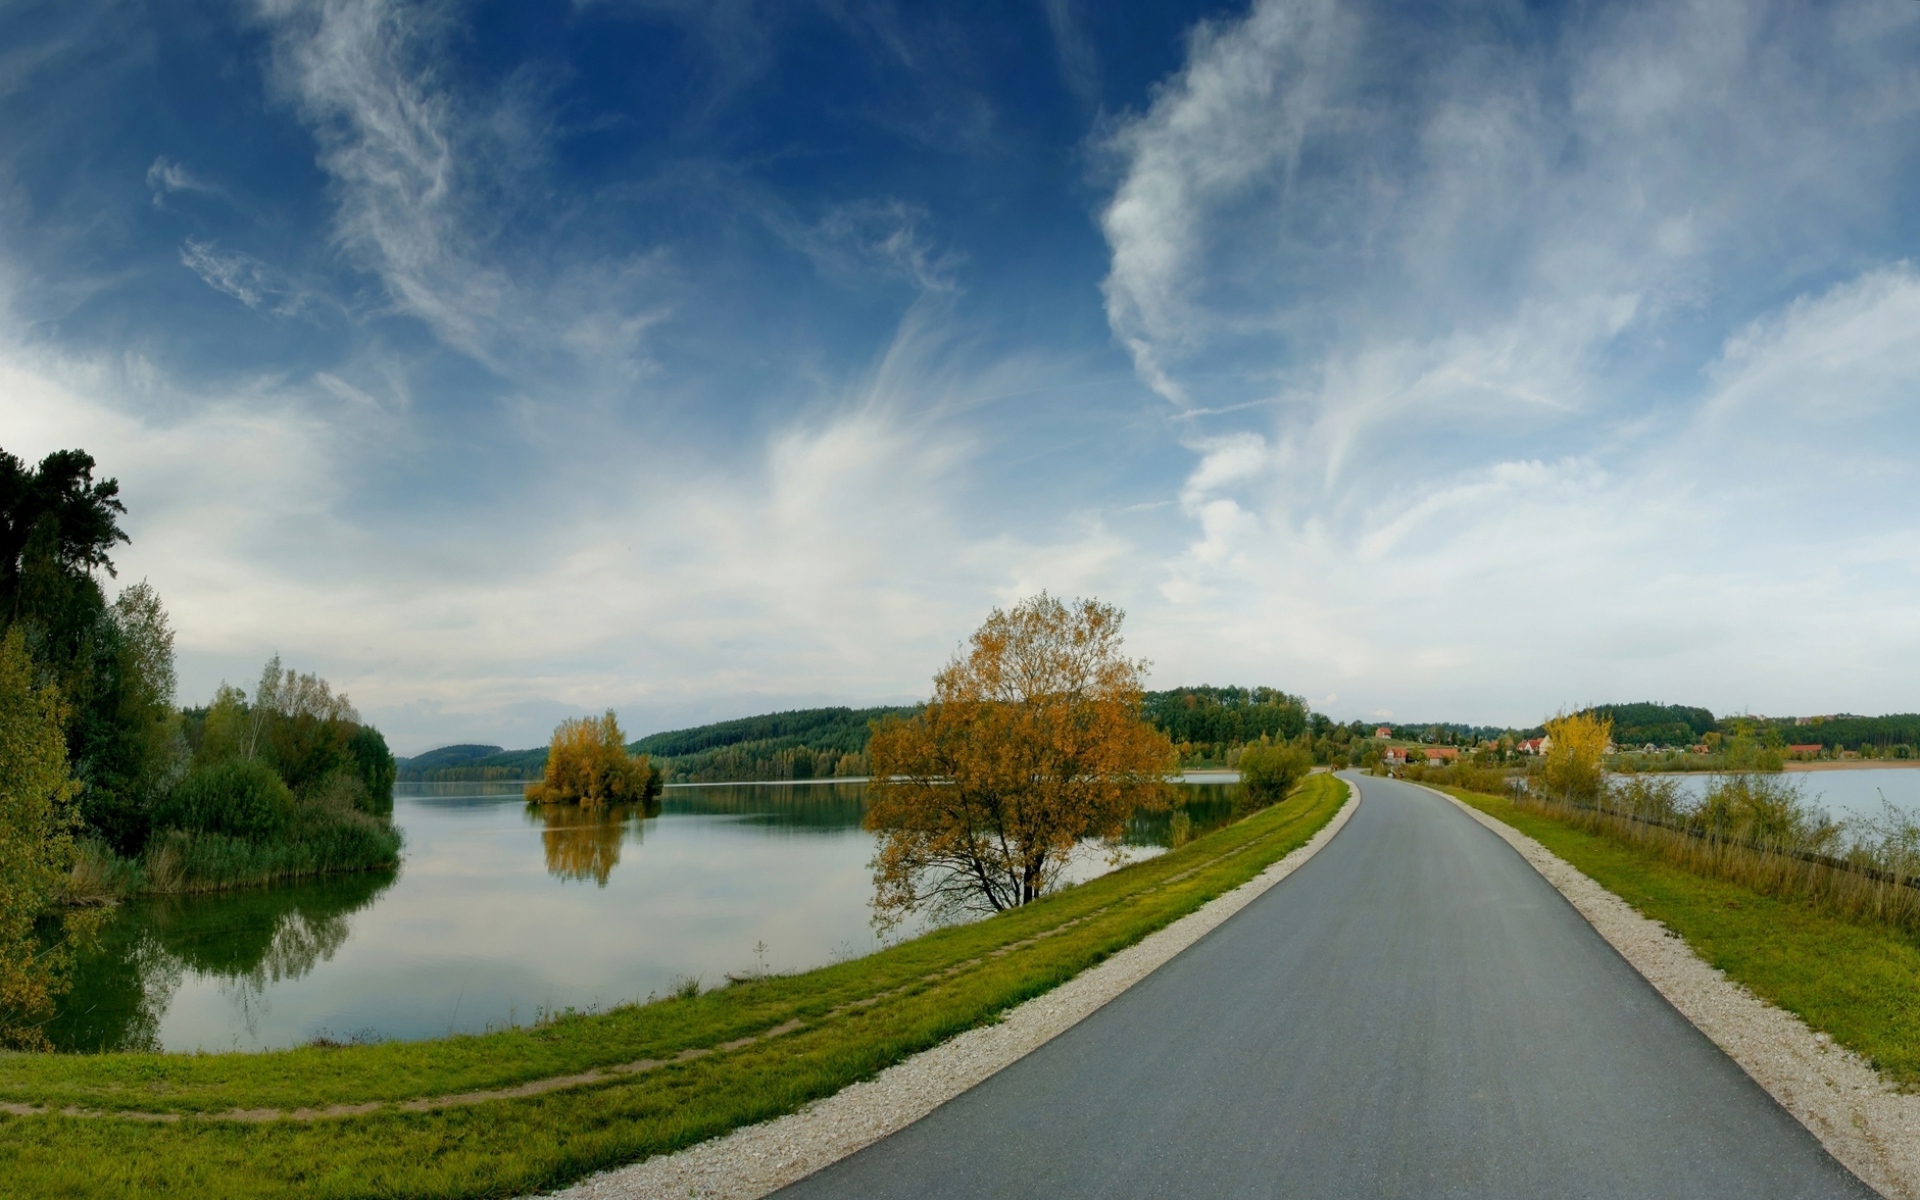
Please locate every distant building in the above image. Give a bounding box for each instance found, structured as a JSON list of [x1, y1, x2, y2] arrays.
[[1374, 726, 1393, 739], [1383, 745, 1458, 765], [1516, 736, 1552, 755], [1787, 744, 1823, 759]]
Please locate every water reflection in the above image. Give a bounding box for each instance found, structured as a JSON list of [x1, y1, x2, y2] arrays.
[[528, 802, 655, 886], [1124, 784, 1248, 847], [52, 779, 1244, 1052], [663, 782, 867, 832], [47, 869, 396, 1053]]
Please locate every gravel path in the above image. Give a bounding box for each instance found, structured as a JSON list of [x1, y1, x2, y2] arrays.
[[1431, 785, 1920, 1200], [539, 786, 1358, 1200]]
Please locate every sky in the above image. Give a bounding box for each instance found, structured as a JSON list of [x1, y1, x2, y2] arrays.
[[4, 0, 1920, 755]]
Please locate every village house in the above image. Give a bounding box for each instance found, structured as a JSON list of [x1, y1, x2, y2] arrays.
[[1383, 745, 1459, 765], [1516, 736, 1553, 755]]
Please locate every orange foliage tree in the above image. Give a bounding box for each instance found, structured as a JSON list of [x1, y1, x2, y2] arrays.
[[865, 594, 1176, 928], [1541, 710, 1612, 803], [525, 711, 661, 807]]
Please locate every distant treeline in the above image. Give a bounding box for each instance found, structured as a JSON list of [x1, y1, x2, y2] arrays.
[[1143, 686, 1309, 749], [1582, 703, 1718, 747], [1573, 704, 1920, 755], [397, 696, 1920, 788], [397, 706, 917, 784], [1758, 713, 1920, 753], [403, 691, 1345, 783]]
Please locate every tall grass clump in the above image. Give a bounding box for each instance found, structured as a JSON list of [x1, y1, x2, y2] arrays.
[[72, 761, 401, 896], [1509, 770, 1920, 937], [1393, 760, 1518, 797]]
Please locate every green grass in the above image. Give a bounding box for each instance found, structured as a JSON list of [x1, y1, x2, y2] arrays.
[[1444, 785, 1920, 1087], [0, 774, 1348, 1199]]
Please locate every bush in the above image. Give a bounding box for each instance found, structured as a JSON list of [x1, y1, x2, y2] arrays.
[[306, 768, 373, 814], [526, 711, 660, 806], [153, 760, 294, 841], [1239, 741, 1313, 805]]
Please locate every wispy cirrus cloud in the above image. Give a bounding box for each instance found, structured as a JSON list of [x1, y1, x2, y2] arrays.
[[256, 0, 502, 358], [179, 239, 309, 314], [1098, 0, 1920, 722]]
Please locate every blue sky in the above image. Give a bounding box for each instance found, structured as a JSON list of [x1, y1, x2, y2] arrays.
[[6, 0, 1920, 753]]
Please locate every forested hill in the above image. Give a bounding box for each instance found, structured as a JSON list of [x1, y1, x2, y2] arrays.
[[402, 689, 1342, 785], [629, 707, 913, 759], [1562, 705, 1920, 755], [402, 744, 505, 773], [1579, 703, 1718, 747], [397, 706, 918, 784], [1752, 713, 1920, 753]]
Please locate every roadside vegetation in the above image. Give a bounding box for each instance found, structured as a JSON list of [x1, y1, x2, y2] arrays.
[[0, 773, 1349, 1199]]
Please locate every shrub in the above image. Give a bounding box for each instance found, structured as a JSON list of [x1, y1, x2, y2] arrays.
[[1238, 741, 1313, 805], [526, 711, 660, 806], [153, 759, 294, 841], [306, 768, 373, 815], [1541, 711, 1610, 802]]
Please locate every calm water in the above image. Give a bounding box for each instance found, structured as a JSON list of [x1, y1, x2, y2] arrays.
[[51, 780, 1241, 1053], [1647, 767, 1920, 823]]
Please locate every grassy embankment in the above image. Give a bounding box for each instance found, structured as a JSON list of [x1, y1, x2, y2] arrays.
[[1442, 784, 1920, 1086], [0, 774, 1347, 1199]]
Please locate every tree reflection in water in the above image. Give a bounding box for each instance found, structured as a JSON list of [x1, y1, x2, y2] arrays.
[[527, 798, 660, 887], [45, 869, 396, 1053]]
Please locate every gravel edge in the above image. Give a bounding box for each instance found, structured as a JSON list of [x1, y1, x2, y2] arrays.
[[542, 783, 1360, 1200], [1427, 784, 1920, 1200]]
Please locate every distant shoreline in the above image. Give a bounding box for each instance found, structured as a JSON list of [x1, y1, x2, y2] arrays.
[[1784, 761, 1920, 772]]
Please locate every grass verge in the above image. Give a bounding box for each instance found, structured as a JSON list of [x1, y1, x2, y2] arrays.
[[1444, 785, 1920, 1088], [0, 774, 1347, 1199]]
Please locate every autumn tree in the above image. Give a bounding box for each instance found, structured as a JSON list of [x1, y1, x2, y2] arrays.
[[526, 710, 661, 806], [865, 594, 1176, 928], [0, 629, 103, 1049], [1541, 711, 1611, 803]]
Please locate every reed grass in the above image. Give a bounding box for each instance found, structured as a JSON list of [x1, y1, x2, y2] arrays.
[[1512, 773, 1920, 939], [65, 809, 402, 902]]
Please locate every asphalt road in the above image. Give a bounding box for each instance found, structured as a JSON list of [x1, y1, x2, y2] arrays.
[[777, 772, 1877, 1200]]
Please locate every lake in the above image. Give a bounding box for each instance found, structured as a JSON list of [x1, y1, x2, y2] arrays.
[[1646, 767, 1920, 824], [49, 780, 1245, 1054]]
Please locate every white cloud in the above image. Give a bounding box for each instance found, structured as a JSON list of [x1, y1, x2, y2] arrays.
[[1096, 0, 1920, 725], [0, 273, 1140, 752], [790, 199, 959, 295], [257, 0, 507, 358], [146, 156, 226, 207], [179, 239, 306, 313]]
